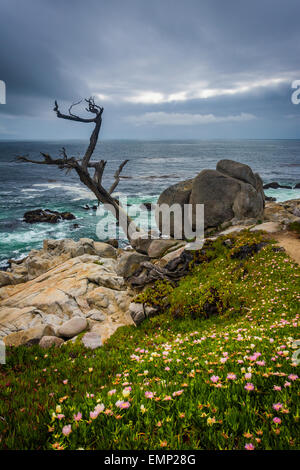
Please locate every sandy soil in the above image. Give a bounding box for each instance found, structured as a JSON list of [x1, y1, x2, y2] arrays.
[[272, 231, 300, 265]]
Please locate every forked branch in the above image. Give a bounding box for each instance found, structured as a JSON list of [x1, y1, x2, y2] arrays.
[[17, 98, 137, 242]]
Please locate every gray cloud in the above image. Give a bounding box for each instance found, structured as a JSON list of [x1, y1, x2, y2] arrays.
[[0, 0, 300, 138]]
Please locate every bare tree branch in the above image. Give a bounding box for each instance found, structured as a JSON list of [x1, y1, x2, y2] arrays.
[[17, 98, 139, 243], [109, 159, 129, 194]]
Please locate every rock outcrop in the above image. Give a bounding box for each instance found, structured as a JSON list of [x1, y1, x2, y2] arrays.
[[0, 252, 134, 344], [2, 238, 117, 287], [24, 209, 75, 224], [263, 199, 300, 224], [156, 159, 265, 235], [263, 182, 292, 190]]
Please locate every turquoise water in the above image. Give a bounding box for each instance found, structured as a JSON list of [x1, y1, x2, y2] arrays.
[[0, 139, 299, 267]]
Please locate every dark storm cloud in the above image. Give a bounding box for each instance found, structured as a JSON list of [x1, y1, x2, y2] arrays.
[[0, 0, 300, 138]]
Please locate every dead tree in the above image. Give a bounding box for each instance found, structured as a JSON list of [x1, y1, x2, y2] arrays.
[[17, 98, 139, 242]]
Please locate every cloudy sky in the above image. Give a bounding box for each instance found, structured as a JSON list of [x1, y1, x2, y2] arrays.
[[1, 0, 300, 140]]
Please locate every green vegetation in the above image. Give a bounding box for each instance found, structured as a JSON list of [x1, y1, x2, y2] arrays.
[[0, 231, 299, 450], [288, 221, 300, 237]]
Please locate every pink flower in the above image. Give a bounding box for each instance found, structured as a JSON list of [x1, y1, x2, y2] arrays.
[[245, 443, 255, 450], [119, 401, 131, 409], [210, 375, 219, 383], [90, 411, 99, 419], [273, 417, 281, 424], [273, 385, 281, 391], [57, 414, 65, 420], [227, 373, 236, 380], [272, 403, 283, 411], [256, 361, 265, 366], [244, 383, 254, 391], [108, 389, 116, 396], [62, 425, 72, 436], [172, 390, 184, 397], [63, 379, 68, 385], [284, 381, 291, 388], [163, 395, 172, 401], [165, 367, 170, 371], [288, 374, 298, 381], [73, 412, 82, 421], [245, 373, 252, 379], [145, 391, 154, 399]]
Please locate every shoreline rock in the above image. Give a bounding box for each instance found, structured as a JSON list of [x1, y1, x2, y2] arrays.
[[24, 209, 76, 224]]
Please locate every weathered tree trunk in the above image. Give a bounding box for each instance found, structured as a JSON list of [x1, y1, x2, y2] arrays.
[[17, 98, 140, 243]]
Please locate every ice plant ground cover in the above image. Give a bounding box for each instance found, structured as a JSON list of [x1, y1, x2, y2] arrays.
[[0, 231, 299, 450]]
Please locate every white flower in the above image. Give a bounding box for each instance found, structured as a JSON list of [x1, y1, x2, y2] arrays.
[[94, 403, 105, 413]]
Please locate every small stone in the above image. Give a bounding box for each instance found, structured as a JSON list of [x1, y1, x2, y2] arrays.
[[39, 336, 64, 349], [129, 302, 145, 325], [81, 332, 102, 349], [57, 317, 87, 338], [86, 309, 106, 322], [144, 305, 158, 318]]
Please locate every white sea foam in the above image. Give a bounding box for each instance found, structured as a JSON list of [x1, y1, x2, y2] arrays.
[[33, 183, 95, 200], [265, 188, 300, 202]]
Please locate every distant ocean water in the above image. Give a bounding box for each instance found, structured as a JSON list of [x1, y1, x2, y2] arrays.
[[0, 139, 300, 268]]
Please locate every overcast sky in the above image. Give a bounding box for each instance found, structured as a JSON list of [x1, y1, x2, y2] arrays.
[[1, 0, 300, 140]]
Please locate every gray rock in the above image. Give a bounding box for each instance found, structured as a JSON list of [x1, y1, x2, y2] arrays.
[[156, 179, 193, 237], [216, 159, 257, 187], [147, 239, 182, 258], [190, 169, 264, 229], [116, 252, 149, 278], [131, 236, 153, 255], [190, 169, 241, 229], [81, 332, 102, 349], [156, 160, 265, 233], [0, 271, 14, 288], [57, 316, 87, 338], [129, 302, 145, 325], [233, 181, 264, 220], [145, 305, 158, 317], [39, 336, 64, 349], [93, 242, 117, 259], [86, 309, 106, 322], [3, 324, 55, 347]]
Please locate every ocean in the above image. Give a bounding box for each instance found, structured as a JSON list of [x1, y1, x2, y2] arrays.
[[0, 139, 300, 268]]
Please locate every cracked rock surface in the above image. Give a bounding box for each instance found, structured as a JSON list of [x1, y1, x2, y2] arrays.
[[0, 251, 134, 344]]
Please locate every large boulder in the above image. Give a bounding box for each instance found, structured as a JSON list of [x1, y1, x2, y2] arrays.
[[156, 179, 193, 237], [157, 160, 265, 233], [216, 159, 257, 187], [190, 169, 241, 229]]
